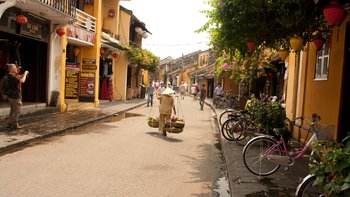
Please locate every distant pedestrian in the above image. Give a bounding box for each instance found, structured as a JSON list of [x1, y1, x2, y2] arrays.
[[214, 83, 223, 97], [191, 84, 197, 101], [146, 81, 155, 107], [158, 82, 165, 94], [6, 63, 29, 129], [179, 81, 186, 100], [157, 87, 176, 137], [199, 84, 206, 110]]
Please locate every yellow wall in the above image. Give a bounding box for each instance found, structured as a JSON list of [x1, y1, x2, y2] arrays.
[[286, 16, 349, 141], [59, 1, 101, 111], [112, 8, 132, 100], [222, 76, 239, 94], [102, 0, 120, 35]]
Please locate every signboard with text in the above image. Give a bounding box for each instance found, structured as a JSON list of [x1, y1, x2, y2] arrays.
[[65, 62, 80, 99], [79, 72, 95, 102]]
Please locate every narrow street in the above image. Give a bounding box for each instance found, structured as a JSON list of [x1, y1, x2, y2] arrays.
[[0, 96, 229, 197]]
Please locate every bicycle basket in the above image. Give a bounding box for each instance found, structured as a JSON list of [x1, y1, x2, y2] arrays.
[[314, 124, 335, 141]]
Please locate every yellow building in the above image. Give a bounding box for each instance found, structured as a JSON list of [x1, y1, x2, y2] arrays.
[[285, 14, 350, 142]]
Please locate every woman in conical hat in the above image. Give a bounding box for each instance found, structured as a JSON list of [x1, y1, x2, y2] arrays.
[[157, 87, 176, 136]]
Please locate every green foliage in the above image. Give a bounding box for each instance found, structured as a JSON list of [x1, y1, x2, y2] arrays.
[[199, 0, 334, 54], [310, 135, 350, 197], [214, 48, 274, 82], [247, 99, 287, 134], [126, 46, 160, 73]]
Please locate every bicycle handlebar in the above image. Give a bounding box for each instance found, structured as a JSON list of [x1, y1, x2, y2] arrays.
[[293, 113, 321, 132]]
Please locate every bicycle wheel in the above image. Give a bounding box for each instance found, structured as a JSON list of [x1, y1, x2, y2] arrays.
[[219, 109, 236, 126], [295, 175, 323, 197], [221, 118, 241, 141], [233, 119, 256, 146], [242, 136, 282, 176]]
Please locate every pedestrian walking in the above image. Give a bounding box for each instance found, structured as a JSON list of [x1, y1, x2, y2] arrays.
[[199, 84, 206, 110], [146, 81, 155, 107], [157, 87, 176, 137], [191, 84, 197, 101], [158, 82, 165, 94], [179, 81, 186, 100], [6, 63, 29, 129]]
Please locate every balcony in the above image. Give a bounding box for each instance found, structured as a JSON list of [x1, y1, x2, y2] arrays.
[[67, 8, 96, 47], [14, 0, 76, 23]]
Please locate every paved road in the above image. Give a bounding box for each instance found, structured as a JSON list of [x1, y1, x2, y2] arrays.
[[0, 97, 228, 197]]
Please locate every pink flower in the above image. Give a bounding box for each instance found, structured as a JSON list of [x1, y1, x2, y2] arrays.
[[222, 63, 229, 70], [218, 2, 225, 8]]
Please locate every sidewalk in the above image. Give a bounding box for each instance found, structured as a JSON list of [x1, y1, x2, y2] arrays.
[[0, 99, 146, 154], [205, 99, 310, 197]]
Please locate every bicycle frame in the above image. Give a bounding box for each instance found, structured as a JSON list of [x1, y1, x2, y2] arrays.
[[260, 132, 318, 167]]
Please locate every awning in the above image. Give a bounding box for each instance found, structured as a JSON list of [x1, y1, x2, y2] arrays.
[[188, 64, 215, 78]]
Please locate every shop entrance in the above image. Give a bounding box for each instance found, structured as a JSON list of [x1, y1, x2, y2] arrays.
[[0, 31, 48, 103], [339, 23, 350, 141]]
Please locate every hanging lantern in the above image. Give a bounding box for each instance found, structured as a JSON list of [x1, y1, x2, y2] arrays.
[[278, 49, 290, 61], [100, 48, 105, 55], [323, 1, 347, 27], [247, 41, 255, 52], [313, 37, 325, 51], [112, 53, 119, 59], [290, 35, 304, 52], [56, 28, 65, 37], [73, 47, 80, 56], [16, 14, 28, 25]]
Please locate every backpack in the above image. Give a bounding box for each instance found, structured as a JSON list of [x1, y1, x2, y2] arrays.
[[0, 75, 9, 100]]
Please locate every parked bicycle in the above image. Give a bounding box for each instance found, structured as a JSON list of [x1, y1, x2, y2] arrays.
[[213, 91, 239, 109], [242, 114, 321, 177], [221, 110, 258, 145]]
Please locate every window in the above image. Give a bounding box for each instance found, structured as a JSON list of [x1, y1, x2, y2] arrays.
[[314, 38, 330, 80]]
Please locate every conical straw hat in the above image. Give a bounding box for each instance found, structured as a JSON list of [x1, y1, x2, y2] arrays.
[[161, 87, 175, 95]]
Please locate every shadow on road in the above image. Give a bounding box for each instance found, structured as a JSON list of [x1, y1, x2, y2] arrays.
[[145, 132, 183, 143]]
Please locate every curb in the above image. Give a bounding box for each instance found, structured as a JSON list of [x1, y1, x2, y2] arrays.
[[0, 102, 147, 155], [206, 101, 233, 197]]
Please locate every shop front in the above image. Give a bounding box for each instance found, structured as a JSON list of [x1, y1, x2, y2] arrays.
[[0, 7, 49, 105]]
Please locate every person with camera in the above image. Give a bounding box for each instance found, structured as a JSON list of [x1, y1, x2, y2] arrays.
[[6, 63, 29, 129]]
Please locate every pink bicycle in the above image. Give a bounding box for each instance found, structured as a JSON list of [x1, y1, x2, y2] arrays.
[[242, 114, 321, 177]]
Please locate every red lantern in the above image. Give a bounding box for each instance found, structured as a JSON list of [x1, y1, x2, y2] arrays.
[[16, 14, 27, 25], [112, 53, 119, 59], [313, 37, 325, 51], [247, 41, 255, 52], [100, 48, 105, 55], [56, 28, 65, 37], [323, 1, 347, 26]]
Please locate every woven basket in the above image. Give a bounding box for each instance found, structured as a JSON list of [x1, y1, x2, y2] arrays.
[[164, 127, 183, 133], [148, 120, 159, 128], [165, 121, 185, 129]]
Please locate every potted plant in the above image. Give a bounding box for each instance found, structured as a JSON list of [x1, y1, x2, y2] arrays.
[[247, 99, 288, 136], [309, 134, 350, 197]]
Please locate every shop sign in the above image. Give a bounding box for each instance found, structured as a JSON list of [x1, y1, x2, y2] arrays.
[[65, 62, 80, 99], [79, 71, 95, 102], [82, 65, 97, 70], [82, 58, 96, 65], [20, 18, 43, 39]]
